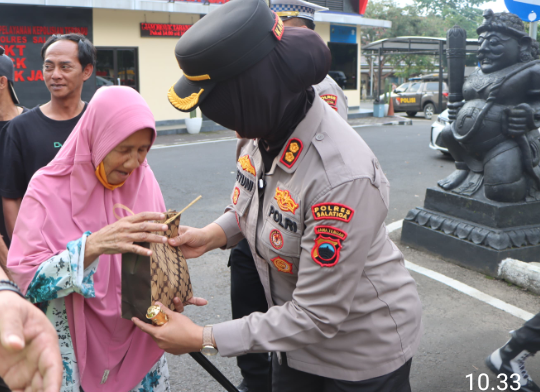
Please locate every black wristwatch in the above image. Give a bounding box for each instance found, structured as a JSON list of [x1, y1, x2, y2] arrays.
[[0, 280, 25, 298]]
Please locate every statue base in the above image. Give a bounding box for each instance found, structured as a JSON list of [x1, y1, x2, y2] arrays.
[[400, 188, 540, 276]]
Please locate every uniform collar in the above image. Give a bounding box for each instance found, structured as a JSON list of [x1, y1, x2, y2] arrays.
[[275, 96, 324, 174]]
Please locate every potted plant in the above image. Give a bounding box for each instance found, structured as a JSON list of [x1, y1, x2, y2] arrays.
[[185, 109, 203, 134]]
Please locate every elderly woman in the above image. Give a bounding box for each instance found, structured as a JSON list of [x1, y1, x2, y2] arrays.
[[7, 86, 183, 391]]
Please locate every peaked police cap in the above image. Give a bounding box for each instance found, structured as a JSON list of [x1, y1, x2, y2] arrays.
[[168, 0, 284, 112]]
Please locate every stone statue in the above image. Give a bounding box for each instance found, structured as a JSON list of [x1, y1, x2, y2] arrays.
[[438, 10, 540, 203]]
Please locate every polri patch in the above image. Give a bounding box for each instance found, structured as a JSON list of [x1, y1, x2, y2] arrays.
[[272, 256, 293, 274], [272, 13, 284, 41], [311, 225, 348, 267], [312, 203, 354, 223], [270, 229, 284, 250], [320, 94, 337, 106], [268, 205, 297, 233], [280, 138, 303, 168], [274, 187, 299, 214], [233, 187, 240, 205], [238, 155, 256, 176]]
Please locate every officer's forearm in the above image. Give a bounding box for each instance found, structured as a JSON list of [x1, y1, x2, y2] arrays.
[[202, 223, 228, 252]]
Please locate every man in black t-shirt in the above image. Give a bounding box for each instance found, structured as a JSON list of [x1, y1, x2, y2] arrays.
[[0, 34, 96, 240], [0, 46, 27, 268]]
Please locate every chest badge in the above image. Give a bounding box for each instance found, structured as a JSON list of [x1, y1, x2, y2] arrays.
[[232, 187, 240, 205], [280, 138, 303, 169], [274, 187, 299, 214], [271, 256, 293, 274], [238, 155, 256, 176], [269, 229, 284, 250], [311, 226, 348, 268]]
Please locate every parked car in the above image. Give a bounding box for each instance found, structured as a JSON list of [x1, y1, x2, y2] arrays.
[[430, 109, 451, 155]]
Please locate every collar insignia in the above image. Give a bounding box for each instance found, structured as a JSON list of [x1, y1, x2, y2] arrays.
[[238, 155, 256, 176], [272, 13, 284, 41], [272, 256, 293, 274], [274, 187, 299, 214], [280, 138, 303, 169]]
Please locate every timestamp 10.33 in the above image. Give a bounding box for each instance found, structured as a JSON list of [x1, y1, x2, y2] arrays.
[[466, 373, 521, 391]]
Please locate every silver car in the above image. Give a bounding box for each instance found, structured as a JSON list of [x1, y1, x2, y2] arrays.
[[430, 109, 450, 155]]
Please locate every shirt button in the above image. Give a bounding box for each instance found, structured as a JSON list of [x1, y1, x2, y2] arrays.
[[315, 134, 324, 141]]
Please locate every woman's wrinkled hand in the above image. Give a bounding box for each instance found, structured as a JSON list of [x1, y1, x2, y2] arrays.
[[0, 291, 63, 392], [168, 223, 227, 259], [84, 212, 169, 267], [132, 302, 204, 355]]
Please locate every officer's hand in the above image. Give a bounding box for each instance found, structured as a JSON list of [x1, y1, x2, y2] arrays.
[[132, 302, 204, 355], [447, 101, 464, 121], [168, 223, 227, 259], [505, 104, 538, 138], [173, 296, 208, 313], [0, 291, 62, 392]]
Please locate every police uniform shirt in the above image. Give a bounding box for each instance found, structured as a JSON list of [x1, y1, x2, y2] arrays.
[[314, 75, 348, 120], [213, 96, 423, 382]]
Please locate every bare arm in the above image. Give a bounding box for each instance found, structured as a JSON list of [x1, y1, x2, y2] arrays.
[[2, 197, 21, 240], [0, 236, 7, 268]]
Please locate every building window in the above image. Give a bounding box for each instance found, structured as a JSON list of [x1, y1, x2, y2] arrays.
[[328, 42, 357, 90], [96, 47, 139, 91]]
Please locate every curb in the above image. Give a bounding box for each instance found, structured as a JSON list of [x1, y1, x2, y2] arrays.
[[498, 258, 540, 295], [351, 117, 413, 129]]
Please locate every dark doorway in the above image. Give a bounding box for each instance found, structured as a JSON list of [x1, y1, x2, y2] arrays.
[[328, 42, 357, 90], [96, 47, 139, 91]]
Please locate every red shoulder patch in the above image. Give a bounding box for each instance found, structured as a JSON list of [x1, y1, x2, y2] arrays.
[[312, 203, 354, 222], [311, 226, 348, 267], [320, 94, 337, 107], [280, 138, 303, 169]]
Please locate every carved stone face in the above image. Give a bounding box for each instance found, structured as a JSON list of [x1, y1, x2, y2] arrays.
[[477, 31, 520, 73]]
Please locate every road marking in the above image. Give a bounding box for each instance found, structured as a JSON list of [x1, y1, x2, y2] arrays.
[[386, 220, 535, 321], [152, 137, 237, 150]]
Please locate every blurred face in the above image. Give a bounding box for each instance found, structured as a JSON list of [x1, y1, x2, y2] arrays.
[[43, 40, 93, 100], [477, 32, 520, 73], [102, 128, 153, 185]]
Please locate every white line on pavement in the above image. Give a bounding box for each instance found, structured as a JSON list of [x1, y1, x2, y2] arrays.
[[386, 220, 535, 321], [152, 137, 237, 150]]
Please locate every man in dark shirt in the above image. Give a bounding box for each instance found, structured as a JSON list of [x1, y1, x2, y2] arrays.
[[0, 46, 27, 268], [0, 34, 96, 239]]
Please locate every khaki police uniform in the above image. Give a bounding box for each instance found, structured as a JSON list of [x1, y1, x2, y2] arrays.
[[314, 75, 348, 120], [213, 96, 423, 382]]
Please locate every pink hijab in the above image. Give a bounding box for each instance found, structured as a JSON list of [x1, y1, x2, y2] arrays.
[[8, 86, 165, 391]]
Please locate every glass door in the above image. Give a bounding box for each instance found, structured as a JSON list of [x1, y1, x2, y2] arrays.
[[96, 47, 139, 91]]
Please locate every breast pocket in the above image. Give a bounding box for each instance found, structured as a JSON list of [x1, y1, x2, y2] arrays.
[[259, 201, 302, 259]]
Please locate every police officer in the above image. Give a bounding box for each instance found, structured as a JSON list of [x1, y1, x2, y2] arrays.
[[228, 1, 348, 390], [134, 1, 423, 391], [271, 0, 348, 119]]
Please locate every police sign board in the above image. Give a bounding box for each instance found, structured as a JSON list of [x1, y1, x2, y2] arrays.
[[504, 0, 540, 22]]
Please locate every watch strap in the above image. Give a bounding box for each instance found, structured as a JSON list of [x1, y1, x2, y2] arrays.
[[202, 325, 214, 348], [0, 280, 25, 299]]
